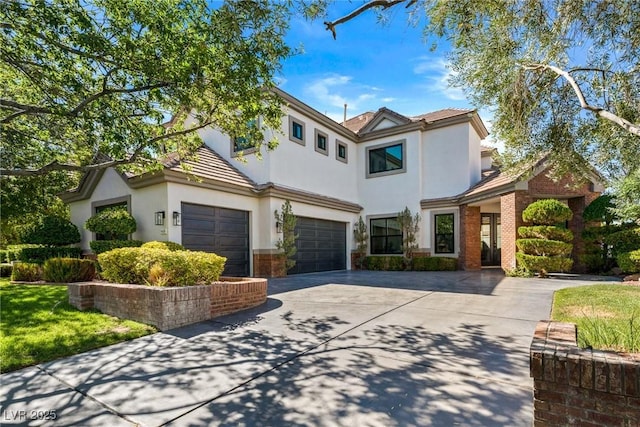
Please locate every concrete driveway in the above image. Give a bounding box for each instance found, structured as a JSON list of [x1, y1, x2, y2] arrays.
[[0, 270, 618, 426]]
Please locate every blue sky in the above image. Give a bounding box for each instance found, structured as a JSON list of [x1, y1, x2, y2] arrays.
[[277, 2, 495, 143]]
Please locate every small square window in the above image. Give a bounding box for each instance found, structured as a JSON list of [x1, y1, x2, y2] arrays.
[[231, 119, 258, 156], [314, 129, 328, 155], [289, 116, 306, 145], [335, 140, 348, 163]]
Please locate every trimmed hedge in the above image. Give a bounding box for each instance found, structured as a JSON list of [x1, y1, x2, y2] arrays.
[[42, 258, 96, 283], [141, 241, 185, 251], [522, 199, 573, 225], [363, 256, 457, 271], [515, 253, 573, 273], [98, 247, 227, 286], [84, 207, 137, 239], [11, 263, 42, 282], [18, 247, 83, 264], [516, 239, 572, 257], [616, 250, 640, 274], [0, 264, 12, 277], [20, 215, 81, 246], [90, 239, 143, 255], [518, 226, 574, 242], [604, 228, 640, 257], [1, 245, 41, 263]]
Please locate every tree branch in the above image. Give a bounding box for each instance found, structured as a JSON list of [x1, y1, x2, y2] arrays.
[[324, 0, 408, 39], [0, 119, 215, 177], [523, 63, 640, 137]]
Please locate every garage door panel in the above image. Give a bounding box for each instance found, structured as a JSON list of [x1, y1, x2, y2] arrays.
[[182, 203, 249, 277], [290, 217, 346, 275]]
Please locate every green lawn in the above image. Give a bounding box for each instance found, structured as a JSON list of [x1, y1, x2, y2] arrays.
[[0, 277, 156, 373], [552, 284, 640, 353]]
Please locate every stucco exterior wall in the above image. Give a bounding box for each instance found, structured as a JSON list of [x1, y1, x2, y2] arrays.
[[69, 169, 168, 251], [422, 123, 478, 199]]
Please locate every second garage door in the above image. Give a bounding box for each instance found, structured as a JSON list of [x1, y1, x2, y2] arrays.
[[290, 217, 346, 275], [181, 203, 250, 277]]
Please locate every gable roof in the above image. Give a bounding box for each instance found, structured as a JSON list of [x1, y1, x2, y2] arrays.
[[410, 108, 474, 123]]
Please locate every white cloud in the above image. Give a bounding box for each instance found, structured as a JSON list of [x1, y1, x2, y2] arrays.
[[412, 56, 466, 102]]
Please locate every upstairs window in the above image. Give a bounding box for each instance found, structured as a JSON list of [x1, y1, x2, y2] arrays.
[[434, 213, 455, 254], [370, 217, 403, 254], [314, 129, 328, 155], [232, 119, 258, 155], [366, 140, 406, 178], [289, 116, 306, 145], [336, 140, 348, 163]]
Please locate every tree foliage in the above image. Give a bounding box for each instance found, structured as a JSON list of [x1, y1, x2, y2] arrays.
[[0, 0, 291, 177], [84, 207, 137, 240], [397, 206, 420, 268], [353, 216, 368, 269], [274, 200, 298, 272], [20, 215, 81, 246], [318, 0, 640, 217]]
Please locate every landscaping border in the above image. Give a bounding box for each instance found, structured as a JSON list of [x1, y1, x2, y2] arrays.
[[530, 320, 640, 426], [68, 277, 267, 331]]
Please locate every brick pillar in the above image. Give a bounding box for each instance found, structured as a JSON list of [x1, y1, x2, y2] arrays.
[[253, 252, 286, 278], [501, 191, 532, 271], [568, 196, 586, 273], [459, 205, 481, 270]]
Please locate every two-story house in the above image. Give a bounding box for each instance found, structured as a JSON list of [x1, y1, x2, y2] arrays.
[[61, 88, 604, 276]]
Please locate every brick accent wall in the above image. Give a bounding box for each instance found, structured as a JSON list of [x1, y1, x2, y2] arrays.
[[501, 191, 532, 270], [68, 278, 267, 331], [459, 205, 481, 270], [531, 320, 640, 426], [253, 252, 286, 278]]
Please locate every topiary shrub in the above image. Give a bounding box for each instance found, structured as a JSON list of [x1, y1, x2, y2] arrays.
[[42, 258, 96, 283], [583, 194, 617, 224], [522, 199, 573, 225], [515, 239, 572, 257], [517, 226, 573, 242], [20, 215, 81, 246], [517, 199, 574, 277], [85, 207, 137, 240], [11, 262, 42, 282], [89, 239, 143, 255], [515, 253, 573, 273], [18, 247, 83, 264], [141, 241, 185, 251], [98, 247, 226, 286]]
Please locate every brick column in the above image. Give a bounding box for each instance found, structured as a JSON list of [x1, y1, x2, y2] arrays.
[[253, 251, 286, 278], [459, 205, 481, 270], [568, 196, 586, 273], [501, 191, 532, 271]]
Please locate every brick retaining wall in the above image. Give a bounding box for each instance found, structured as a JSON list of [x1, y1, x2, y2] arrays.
[[530, 320, 640, 426], [68, 277, 267, 331]]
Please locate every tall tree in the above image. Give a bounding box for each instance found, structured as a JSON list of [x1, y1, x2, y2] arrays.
[[0, 0, 291, 178], [318, 0, 640, 218]]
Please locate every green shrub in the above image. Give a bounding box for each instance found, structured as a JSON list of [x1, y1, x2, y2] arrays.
[[20, 215, 81, 246], [604, 228, 640, 257], [3, 244, 41, 262], [583, 194, 617, 224], [516, 239, 573, 257], [0, 264, 12, 277], [516, 253, 573, 274], [90, 239, 143, 255], [42, 258, 96, 283], [387, 256, 405, 271], [518, 226, 573, 242], [18, 247, 83, 264], [365, 256, 385, 271], [85, 207, 137, 240], [98, 247, 226, 286], [11, 263, 42, 282], [616, 250, 640, 274], [141, 241, 185, 251], [522, 199, 573, 225], [579, 253, 605, 273], [412, 256, 457, 271], [0, 250, 7, 263]]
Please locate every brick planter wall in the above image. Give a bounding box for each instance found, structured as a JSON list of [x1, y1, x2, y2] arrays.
[[68, 277, 267, 331], [530, 320, 640, 426]]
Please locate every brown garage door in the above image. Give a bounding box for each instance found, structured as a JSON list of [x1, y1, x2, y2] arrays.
[[181, 203, 250, 277], [289, 217, 346, 275]]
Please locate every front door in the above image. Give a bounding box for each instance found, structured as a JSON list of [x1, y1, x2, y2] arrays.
[[481, 213, 501, 266]]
